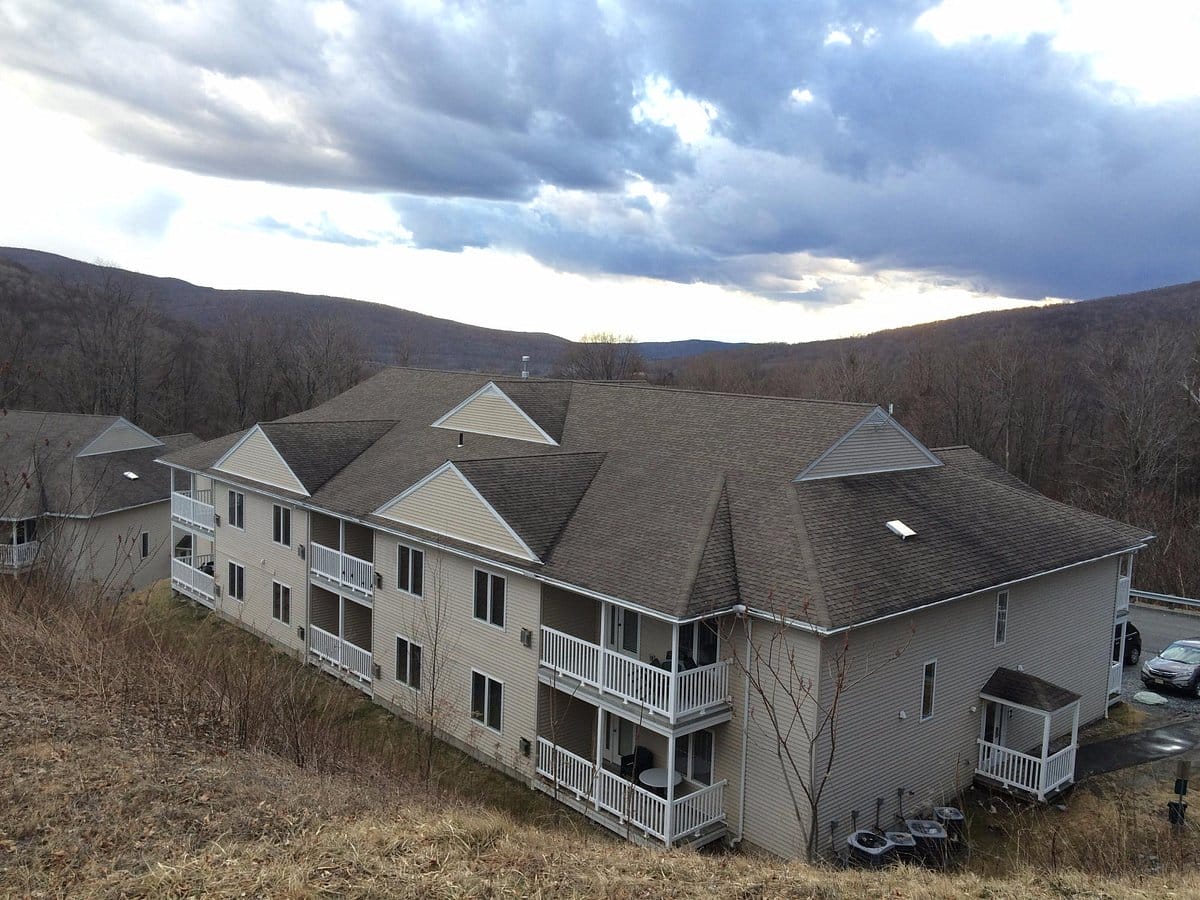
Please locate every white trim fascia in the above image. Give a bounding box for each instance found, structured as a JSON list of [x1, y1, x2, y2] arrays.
[[979, 692, 1079, 719], [794, 406, 942, 482], [373, 461, 540, 563], [211, 424, 311, 497], [75, 417, 164, 457], [431, 382, 558, 446]]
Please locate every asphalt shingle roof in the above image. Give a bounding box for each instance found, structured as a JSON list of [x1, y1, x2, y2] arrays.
[[259, 421, 397, 494], [982, 667, 1081, 712], [156, 368, 1152, 628]]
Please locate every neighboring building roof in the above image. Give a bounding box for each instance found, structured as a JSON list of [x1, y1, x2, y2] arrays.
[[156, 367, 1153, 628], [982, 667, 1081, 712], [0, 410, 199, 519]]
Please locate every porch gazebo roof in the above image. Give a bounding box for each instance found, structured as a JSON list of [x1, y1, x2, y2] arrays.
[[981, 667, 1080, 712]]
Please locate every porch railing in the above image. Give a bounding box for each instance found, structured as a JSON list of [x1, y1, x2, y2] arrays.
[[171, 490, 215, 532], [1108, 660, 1123, 695], [539, 626, 730, 721], [171, 554, 215, 605], [977, 740, 1076, 799], [1042, 745, 1076, 795], [535, 738, 726, 844], [0, 541, 40, 570], [310, 542, 374, 597], [309, 624, 373, 683]]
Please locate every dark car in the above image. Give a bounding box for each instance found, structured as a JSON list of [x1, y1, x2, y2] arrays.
[[1141, 639, 1200, 697], [1115, 622, 1141, 665]]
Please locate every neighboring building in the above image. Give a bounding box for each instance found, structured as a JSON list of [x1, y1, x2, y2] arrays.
[[157, 368, 1150, 858], [0, 410, 198, 592]]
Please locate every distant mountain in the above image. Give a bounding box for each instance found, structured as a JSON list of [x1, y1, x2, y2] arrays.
[[0, 248, 740, 374]]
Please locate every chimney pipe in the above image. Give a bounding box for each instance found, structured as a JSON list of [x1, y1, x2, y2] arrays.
[[521, 355, 530, 379]]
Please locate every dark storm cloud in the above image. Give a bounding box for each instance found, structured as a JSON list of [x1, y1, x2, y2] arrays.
[[2, 0, 1197, 301]]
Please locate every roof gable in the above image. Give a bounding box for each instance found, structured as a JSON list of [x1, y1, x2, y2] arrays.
[[213, 425, 309, 496], [432, 382, 558, 445], [259, 420, 395, 494], [76, 418, 163, 457], [795, 407, 942, 482], [686, 479, 741, 615], [374, 462, 539, 562]]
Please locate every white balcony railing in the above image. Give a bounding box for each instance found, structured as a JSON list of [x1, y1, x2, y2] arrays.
[[536, 738, 726, 844], [540, 626, 730, 721], [977, 740, 1076, 800], [171, 490, 215, 533], [309, 624, 373, 683], [171, 555, 215, 605], [0, 541, 40, 570], [1108, 660, 1123, 695], [310, 542, 374, 597]]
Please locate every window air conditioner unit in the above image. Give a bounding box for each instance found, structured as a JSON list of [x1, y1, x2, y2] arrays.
[[375, 571, 383, 589], [214, 513, 221, 527], [214, 584, 222, 597], [297, 544, 305, 561], [519, 737, 531, 757], [372, 662, 382, 679], [520, 627, 533, 648]]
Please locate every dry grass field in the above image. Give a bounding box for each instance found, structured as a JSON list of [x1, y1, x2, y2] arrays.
[[2, 580, 1199, 898]]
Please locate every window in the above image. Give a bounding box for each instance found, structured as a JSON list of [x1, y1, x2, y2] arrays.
[[994, 591, 1009, 646], [227, 490, 245, 529], [678, 619, 719, 666], [395, 635, 423, 689], [471, 670, 503, 732], [13, 518, 37, 545], [921, 660, 937, 721], [674, 730, 715, 786], [1119, 554, 1131, 578], [473, 569, 505, 628], [140, 531, 150, 560], [272, 505, 291, 547], [272, 582, 291, 624], [398, 544, 424, 596], [227, 561, 245, 602]]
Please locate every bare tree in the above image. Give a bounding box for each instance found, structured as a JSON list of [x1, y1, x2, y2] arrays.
[[555, 332, 644, 381]]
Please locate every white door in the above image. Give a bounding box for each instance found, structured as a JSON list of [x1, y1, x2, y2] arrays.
[[981, 701, 1008, 770], [606, 607, 640, 657], [603, 712, 635, 765]]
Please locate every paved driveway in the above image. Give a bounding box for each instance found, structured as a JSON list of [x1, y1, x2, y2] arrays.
[[1119, 604, 1200, 716]]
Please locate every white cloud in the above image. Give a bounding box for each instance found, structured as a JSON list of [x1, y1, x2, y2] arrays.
[[632, 75, 718, 144]]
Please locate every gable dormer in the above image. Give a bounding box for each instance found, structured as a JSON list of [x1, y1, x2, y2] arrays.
[[432, 382, 558, 445], [374, 461, 539, 561], [794, 407, 941, 482], [76, 418, 163, 457], [212, 424, 310, 495]]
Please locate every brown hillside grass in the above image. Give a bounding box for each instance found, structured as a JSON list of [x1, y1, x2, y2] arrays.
[[1, 581, 1199, 898]]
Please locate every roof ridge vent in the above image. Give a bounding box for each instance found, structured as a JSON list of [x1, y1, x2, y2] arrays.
[[886, 519, 915, 540]]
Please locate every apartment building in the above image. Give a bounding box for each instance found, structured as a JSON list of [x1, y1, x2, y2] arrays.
[[158, 368, 1149, 857]]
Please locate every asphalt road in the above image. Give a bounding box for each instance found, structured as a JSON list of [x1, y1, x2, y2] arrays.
[[1120, 603, 1200, 715]]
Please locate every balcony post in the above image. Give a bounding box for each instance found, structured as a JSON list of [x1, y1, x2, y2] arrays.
[[1039, 711, 1052, 799], [594, 705, 604, 811], [598, 602, 609, 697], [338, 594, 346, 668], [665, 731, 676, 845], [668, 622, 680, 723]]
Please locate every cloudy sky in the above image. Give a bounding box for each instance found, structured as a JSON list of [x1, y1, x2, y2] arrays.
[[0, 1, 1197, 343]]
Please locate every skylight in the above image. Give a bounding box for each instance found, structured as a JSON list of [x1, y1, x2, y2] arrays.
[[123, 471, 139, 480], [886, 519, 915, 540]]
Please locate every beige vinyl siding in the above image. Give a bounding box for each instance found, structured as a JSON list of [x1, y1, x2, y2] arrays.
[[378, 466, 534, 560], [214, 427, 307, 494], [737, 621, 822, 858], [813, 557, 1120, 853], [437, 387, 553, 444], [800, 412, 938, 480], [77, 420, 161, 456], [47, 501, 172, 593], [212, 483, 308, 654], [372, 534, 541, 777]]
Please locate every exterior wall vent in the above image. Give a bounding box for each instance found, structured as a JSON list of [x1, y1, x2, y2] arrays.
[[886, 520, 916, 540]]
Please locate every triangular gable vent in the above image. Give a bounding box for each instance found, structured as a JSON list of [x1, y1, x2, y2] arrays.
[[431, 382, 557, 445], [212, 424, 310, 496], [374, 461, 539, 562], [795, 407, 942, 482]]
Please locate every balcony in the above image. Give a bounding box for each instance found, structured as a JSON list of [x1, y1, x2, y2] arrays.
[[310, 542, 374, 598], [977, 740, 1076, 801], [0, 541, 40, 572], [171, 554, 215, 606], [536, 738, 726, 846], [171, 490, 215, 535], [540, 626, 730, 723], [309, 624, 373, 684]]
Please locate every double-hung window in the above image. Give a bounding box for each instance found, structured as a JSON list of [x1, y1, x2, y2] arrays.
[[272, 505, 291, 547], [920, 660, 937, 721], [398, 544, 424, 597], [994, 591, 1009, 646], [227, 561, 245, 602], [140, 531, 150, 560], [473, 570, 505, 628], [396, 635, 422, 689], [227, 490, 245, 529], [674, 730, 714, 785], [471, 670, 503, 732], [272, 582, 291, 624]]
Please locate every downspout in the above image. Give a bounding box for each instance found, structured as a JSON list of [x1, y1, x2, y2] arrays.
[[735, 616, 752, 845]]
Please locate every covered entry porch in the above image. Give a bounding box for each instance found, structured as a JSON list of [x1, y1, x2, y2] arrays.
[[975, 667, 1081, 801]]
